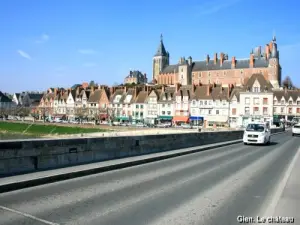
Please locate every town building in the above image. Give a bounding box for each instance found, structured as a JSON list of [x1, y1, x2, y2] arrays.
[[273, 89, 300, 121], [157, 85, 175, 124], [124, 70, 148, 85], [190, 84, 231, 128], [236, 74, 274, 127], [131, 86, 149, 124], [87, 85, 110, 121], [152, 35, 281, 89], [173, 84, 192, 125], [0, 91, 15, 111], [145, 88, 161, 125]]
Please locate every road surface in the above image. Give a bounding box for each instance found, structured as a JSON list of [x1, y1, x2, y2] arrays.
[[0, 132, 299, 225]]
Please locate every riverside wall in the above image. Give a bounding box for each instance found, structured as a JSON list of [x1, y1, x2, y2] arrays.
[[0, 128, 284, 177]]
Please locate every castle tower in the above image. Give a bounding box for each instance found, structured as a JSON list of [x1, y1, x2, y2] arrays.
[[152, 34, 169, 81], [268, 35, 281, 88]]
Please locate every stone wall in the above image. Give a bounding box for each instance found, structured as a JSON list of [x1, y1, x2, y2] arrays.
[[0, 128, 284, 177]]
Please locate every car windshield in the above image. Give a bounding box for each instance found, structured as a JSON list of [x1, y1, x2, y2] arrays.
[[246, 124, 265, 132], [294, 125, 300, 128]]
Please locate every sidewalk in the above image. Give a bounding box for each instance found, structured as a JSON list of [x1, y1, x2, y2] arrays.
[[273, 147, 300, 222]]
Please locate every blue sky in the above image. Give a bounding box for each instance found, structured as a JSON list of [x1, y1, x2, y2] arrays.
[[0, 0, 299, 93]]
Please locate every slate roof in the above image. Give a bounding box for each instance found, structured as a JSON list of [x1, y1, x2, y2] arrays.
[[161, 56, 269, 74], [135, 91, 148, 103], [154, 35, 168, 57], [273, 90, 300, 102], [158, 87, 176, 103], [229, 87, 243, 101], [192, 85, 213, 100], [125, 70, 145, 79], [88, 89, 104, 102], [28, 93, 44, 101], [0, 92, 12, 103], [244, 73, 273, 90]]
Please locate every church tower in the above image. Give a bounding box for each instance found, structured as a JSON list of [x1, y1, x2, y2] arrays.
[[152, 34, 170, 81], [268, 35, 281, 88]]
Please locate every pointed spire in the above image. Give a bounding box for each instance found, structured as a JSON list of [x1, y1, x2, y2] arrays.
[[272, 30, 276, 42], [154, 34, 167, 57]]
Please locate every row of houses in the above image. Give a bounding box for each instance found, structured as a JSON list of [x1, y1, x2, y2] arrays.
[[2, 74, 299, 127], [32, 74, 300, 128]]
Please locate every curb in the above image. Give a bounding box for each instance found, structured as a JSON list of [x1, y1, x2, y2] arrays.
[[0, 130, 285, 194], [0, 139, 242, 194]]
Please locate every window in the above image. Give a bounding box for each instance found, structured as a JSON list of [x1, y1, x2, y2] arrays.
[[254, 98, 259, 105], [289, 101, 293, 105], [273, 107, 277, 113], [245, 107, 250, 115], [208, 72, 211, 76], [263, 98, 268, 105], [162, 111, 165, 115], [192, 101, 196, 106], [141, 105, 143, 109], [297, 101, 300, 105], [204, 101, 207, 105], [162, 104, 165, 107], [297, 108, 300, 114], [140, 112, 143, 117], [199, 101, 203, 105], [263, 107, 268, 115], [281, 100, 285, 104], [254, 107, 259, 111], [288, 108, 292, 114], [167, 111, 171, 115], [232, 108, 236, 115], [253, 87, 260, 92], [208, 110, 212, 114], [216, 110, 219, 115], [209, 101, 212, 105], [281, 107, 284, 113], [136, 105, 139, 109], [245, 97, 250, 104]]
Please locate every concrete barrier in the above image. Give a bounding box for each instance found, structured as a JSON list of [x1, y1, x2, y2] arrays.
[[0, 128, 285, 177]]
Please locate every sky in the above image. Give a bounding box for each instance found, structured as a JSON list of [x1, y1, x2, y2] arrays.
[[0, 0, 300, 93]]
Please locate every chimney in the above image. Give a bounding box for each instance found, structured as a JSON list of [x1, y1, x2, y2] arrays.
[[134, 86, 138, 98], [76, 87, 80, 95], [265, 44, 270, 59], [206, 54, 210, 64], [231, 56, 236, 68], [214, 53, 218, 64], [269, 41, 273, 52], [206, 85, 211, 96], [220, 53, 224, 66], [250, 54, 254, 67], [176, 83, 181, 93], [90, 86, 94, 94]]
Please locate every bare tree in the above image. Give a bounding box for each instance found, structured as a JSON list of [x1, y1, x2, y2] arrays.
[[107, 107, 116, 122], [282, 76, 294, 89]]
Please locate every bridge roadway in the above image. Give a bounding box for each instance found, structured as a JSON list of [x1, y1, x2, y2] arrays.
[[0, 132, 299, 225]]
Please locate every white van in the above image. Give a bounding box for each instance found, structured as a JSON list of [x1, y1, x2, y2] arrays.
[[243, 122, 271, 145]]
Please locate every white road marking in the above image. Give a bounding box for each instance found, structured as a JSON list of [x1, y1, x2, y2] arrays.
[[260, 146, 300, 219], [0, 205, 60, 225]]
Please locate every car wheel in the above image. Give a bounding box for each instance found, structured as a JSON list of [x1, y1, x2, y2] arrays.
[[244, 142, 247, 145]]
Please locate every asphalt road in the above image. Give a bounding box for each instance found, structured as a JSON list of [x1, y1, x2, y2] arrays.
[[0, 131, 299, 225]]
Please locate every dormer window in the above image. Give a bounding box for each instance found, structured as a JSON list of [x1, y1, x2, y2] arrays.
[[253, 87, 260, 92]]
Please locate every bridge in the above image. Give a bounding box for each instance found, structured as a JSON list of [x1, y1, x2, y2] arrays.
[[0, 130, 299, 224]]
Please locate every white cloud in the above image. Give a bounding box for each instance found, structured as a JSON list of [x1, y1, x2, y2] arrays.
[[36, 33, 50, 43], [17, 50, 32, 60], [78, 49, 97, 54], [196, 0, 241, 15], [83, 62, 97, 67]]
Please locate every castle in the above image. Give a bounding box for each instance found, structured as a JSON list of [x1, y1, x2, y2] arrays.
[[152, 35, 281, 89]]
